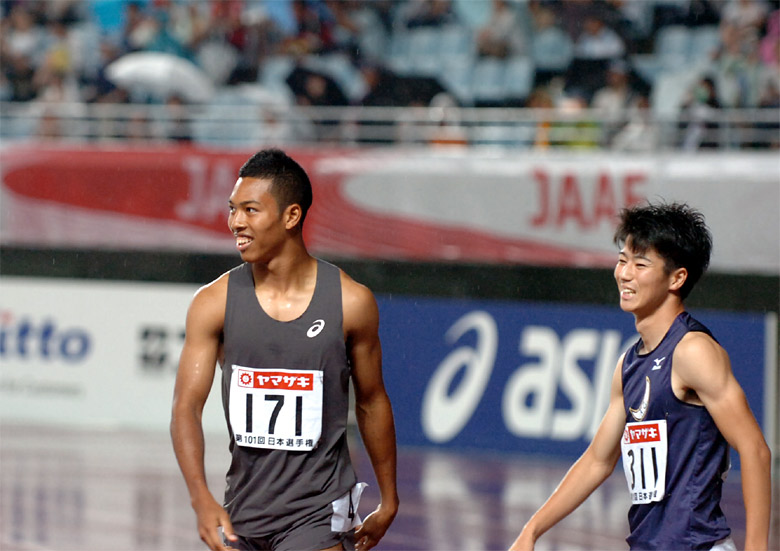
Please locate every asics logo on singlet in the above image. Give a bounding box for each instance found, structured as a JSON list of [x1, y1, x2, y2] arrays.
[[629, 376, 651, 421], [307, 319, 325, 338], [651, 356, 666, 370]]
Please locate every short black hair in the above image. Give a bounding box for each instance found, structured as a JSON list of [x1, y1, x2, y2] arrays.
[[238, 149, 313, 226], [614, 201, 712, 300]]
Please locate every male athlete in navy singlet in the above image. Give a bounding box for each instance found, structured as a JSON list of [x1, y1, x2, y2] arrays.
[[509, 202, 771, 551]]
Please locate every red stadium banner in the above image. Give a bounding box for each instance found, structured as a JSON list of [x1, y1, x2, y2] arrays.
[[1, 144, 777, 273]]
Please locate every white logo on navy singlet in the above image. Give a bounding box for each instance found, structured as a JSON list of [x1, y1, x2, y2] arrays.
[[307, 319, 325, 338], [629, 376, 650, 421], [652, 356, 666, 370]]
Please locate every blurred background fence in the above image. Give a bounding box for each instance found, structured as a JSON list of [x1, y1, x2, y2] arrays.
[[2, 101, 779, 149]]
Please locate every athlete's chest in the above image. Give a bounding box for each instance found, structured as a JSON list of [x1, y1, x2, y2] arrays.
[[624, 351, 673, 422], [253, 286, 316, 322]]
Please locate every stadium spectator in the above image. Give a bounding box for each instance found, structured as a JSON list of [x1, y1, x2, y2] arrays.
[[162, 94, 193, 143], [280, 0, 335, 55], [573, 9, 626, 60], [43, 0, 86, 26], [34, 18, 80, 94], [287, 65, 348, 106], [124, 108, 155, 142], [34, 106, 64, 139], [475, 0, 528, 58], [224, 6, 285, 85], [591, 59, 640, 143], [208, 0, 254, 57], [607, 0, 655, 41], [1, 46, 37, 101], [397, 0, 457, 29], [679, 76, 722, 149], [33, 68, 81, 103], [611, 94, 660, 151], [714, 21, 770, 107], [529, 3, 574, 85], [552, 0, 601, 42], [287, 65, 348, 141], [755, 78, 780, 148], [30, 64, 88, 142], [721, 0, 770, 34], [120, 1, 155, 53], [354, 58, 445, 142], [323, 0, 365, 60], [592, 59, 637, 116], [1, 4, 45, 103], [759, 7, 780, 65], [426, 91, 468, 146], [3, 3, 45, 63], [566, 9, 626, 101], [525, 85, 556, 149], [551, 93, 601, 149], [358, 61, 412, 107], [651, 0, 722, 30], [81, 37, 126, 104], [166, 1, 211, 56]]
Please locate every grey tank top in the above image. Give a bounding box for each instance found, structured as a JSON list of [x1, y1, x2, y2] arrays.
[[220, 259, 356, 536]]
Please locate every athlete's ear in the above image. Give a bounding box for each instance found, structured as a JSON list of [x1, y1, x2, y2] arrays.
[[284, 203, 303, 230], [668, 267, 687, 292]]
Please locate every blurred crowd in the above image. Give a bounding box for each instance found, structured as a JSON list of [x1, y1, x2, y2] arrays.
[[1, 0, 778, 149]]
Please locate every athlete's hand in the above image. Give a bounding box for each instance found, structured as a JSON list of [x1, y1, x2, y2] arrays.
[[507, 529, 535, 551], [192, 493, 238, 551], [354, 503, 397, 551]]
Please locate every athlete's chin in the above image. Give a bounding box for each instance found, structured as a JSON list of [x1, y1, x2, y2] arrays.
[[237, 250, 260, 263], [238, 249, 273, 265]]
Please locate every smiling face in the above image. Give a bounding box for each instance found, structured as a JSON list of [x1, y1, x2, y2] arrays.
[[614, 238, 687, 317], [227, 177, 298, 263]]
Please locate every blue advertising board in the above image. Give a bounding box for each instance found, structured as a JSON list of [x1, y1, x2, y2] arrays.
[[378, 295, 773, 465]]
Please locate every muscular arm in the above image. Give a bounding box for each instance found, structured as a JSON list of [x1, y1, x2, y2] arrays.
[[170, 276, 236, 551], [673, 333, 771, 551], [509, 357, 626, 551], [341, 273, 398, 551]]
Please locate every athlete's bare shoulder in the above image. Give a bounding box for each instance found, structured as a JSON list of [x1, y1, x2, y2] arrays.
[[339, 268, 374, 301], [338, 268, 379, 334], [187, 270, 232, 330], [673, 330, 731, 393], [676, 330, 728, 367], [194, 270, 230, 301]]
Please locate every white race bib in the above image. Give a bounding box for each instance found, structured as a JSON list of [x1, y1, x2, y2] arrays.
[[229, 366, 323, 451], [621, 419, 668, 504]]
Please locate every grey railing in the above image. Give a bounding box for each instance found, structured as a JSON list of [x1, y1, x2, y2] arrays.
[[1, 101, 778, 151]]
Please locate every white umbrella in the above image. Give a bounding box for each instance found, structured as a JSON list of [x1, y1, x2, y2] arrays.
[[106, 52, 215, 103]]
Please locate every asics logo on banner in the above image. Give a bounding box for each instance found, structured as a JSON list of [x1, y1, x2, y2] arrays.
[[307, 319, 325, 338], [629, 376, 651, 421], [651, 356, 666, 371]]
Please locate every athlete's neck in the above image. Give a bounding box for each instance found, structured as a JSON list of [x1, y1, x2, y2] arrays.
[[251, 249, 317, 294], [634, 302, 685, 354]]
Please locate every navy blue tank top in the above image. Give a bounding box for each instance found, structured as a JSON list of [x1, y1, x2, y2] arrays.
[[622, 312, 730, 550], [220, 259, 357, 536]]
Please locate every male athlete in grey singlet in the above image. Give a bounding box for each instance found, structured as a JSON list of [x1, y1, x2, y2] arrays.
[[172, 149, 398, 551]]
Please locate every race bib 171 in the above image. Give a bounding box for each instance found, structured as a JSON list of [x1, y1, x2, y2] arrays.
[[229, 366, 323, 451], [621, 419, 668, 504]]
